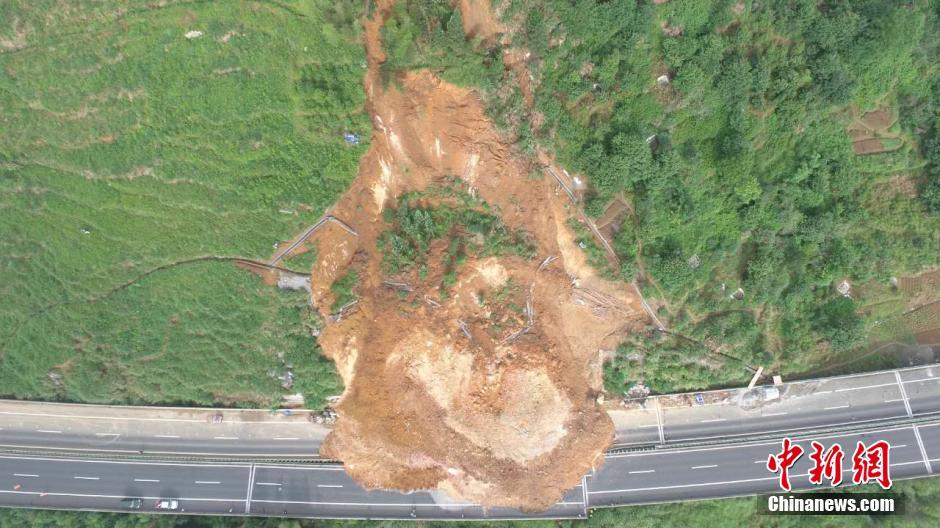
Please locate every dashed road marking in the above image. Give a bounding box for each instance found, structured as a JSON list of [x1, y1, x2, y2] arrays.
[[823, 405, 849, 410], [628, 470, 655, 474], [699, 418, 727, 423], [256, 482, 282, 487], [36, 430, 61, 434], [214, 436, 239, 440], [762, 412, 788, 417], [74, 476, 99, 480], [195, 481, 220, 485], [316, 484, 343, 488], [13, 474, 38, 478], [133, 479, 159, 483], [691, 465, 718, 469], [154, 435, 180, 439]]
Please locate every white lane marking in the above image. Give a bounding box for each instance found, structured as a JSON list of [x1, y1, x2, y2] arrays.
[[0, 453, 252, 467], [823, 405, 849, 410], [13, 473, 38, 477], [250, 499, 478, 507], [884, 399, 903, 403], [195, 481, 220, 485], [691, 465, 718, 469], [896, 371, 914, 418], [608, 423, 916, 459], [628, 470, 655, 474], [214, 436, 239, 440], [0, 410, 315, 425], [0, 490, 239, 502], [589, 461, 925, 494], [245, 463, 256, 514], [94, 433, 119, 437], [154, 435, 180, 439], [0, 442, 320, 459], [256, 482, 282, 486], [762, 412, 788, 417], [631, 412, 912, 446], [273, 437, 299, 441], [892, 444, 908, 449], [913, 425, 932, 474], [834, 382, 898, 393], [699, 418, 727, 423], [637, 424, 659, 429], [316, 484, 343, 488], [73, 476, 99, 480], [815, 391, 832, 395], [133, 479, 159, 483], [755, 459, 768, 464], [36, 430, 61, 434], [253, 465, 345, 472]]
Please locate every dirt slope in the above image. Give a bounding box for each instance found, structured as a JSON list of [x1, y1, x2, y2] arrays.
[[295, 1, 647, 511]]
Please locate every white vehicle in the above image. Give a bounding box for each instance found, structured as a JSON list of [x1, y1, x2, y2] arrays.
[[155, 499, 179, 510]]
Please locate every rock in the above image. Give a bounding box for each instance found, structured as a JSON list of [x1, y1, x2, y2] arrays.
[[889, 276, 899, 288], [277, 272, 311, 293], [836, 279, 851, 296], [731, 287, 745, 300], [656, 74, 670, 86], [688, 254, 700, 269], [184, 30, 203, 40]]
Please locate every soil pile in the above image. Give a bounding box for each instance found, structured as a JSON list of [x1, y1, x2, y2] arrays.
[[297, 0, 646, 511]]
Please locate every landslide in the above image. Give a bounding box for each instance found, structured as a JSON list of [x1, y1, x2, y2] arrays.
[[302, 0, 646, 511]]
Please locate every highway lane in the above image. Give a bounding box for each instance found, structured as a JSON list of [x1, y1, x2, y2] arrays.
[[0, 364, 939, 519], [1, 421, 937, 519], [3, 364, 939, 459], [0, 456, 585, 520], [0, 401, 326, 458], [589, 422, 937, 507], [0, 429, 320, 459], [612, 364, 940, 448]]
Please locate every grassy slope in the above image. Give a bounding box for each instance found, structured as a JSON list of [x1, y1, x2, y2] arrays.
[[0, 0, 369, 407]]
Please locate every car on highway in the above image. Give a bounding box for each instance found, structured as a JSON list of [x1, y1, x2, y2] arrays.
[[155, 499, 179, 510], [120, 498, 142, 510]]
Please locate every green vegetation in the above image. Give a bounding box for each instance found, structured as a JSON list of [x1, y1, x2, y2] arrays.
[[0, 0, 368, 407], [331, 270, 360, 312], [374, 0, 940, 395], [5, 474, 940, 526], [378, 184, 536, 283]]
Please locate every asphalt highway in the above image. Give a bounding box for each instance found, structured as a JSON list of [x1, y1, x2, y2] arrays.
[[611, 364, 940, 448], [0, 364, 938, 519]]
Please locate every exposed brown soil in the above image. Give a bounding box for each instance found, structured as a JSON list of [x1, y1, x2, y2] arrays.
[[847, 104, 903, 155], [295, 0, 646, 511], [860, 107, 895, 132], [852, 137, 895, 155], [595, 195, 633, 240], [458, 0, 505, 46]]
